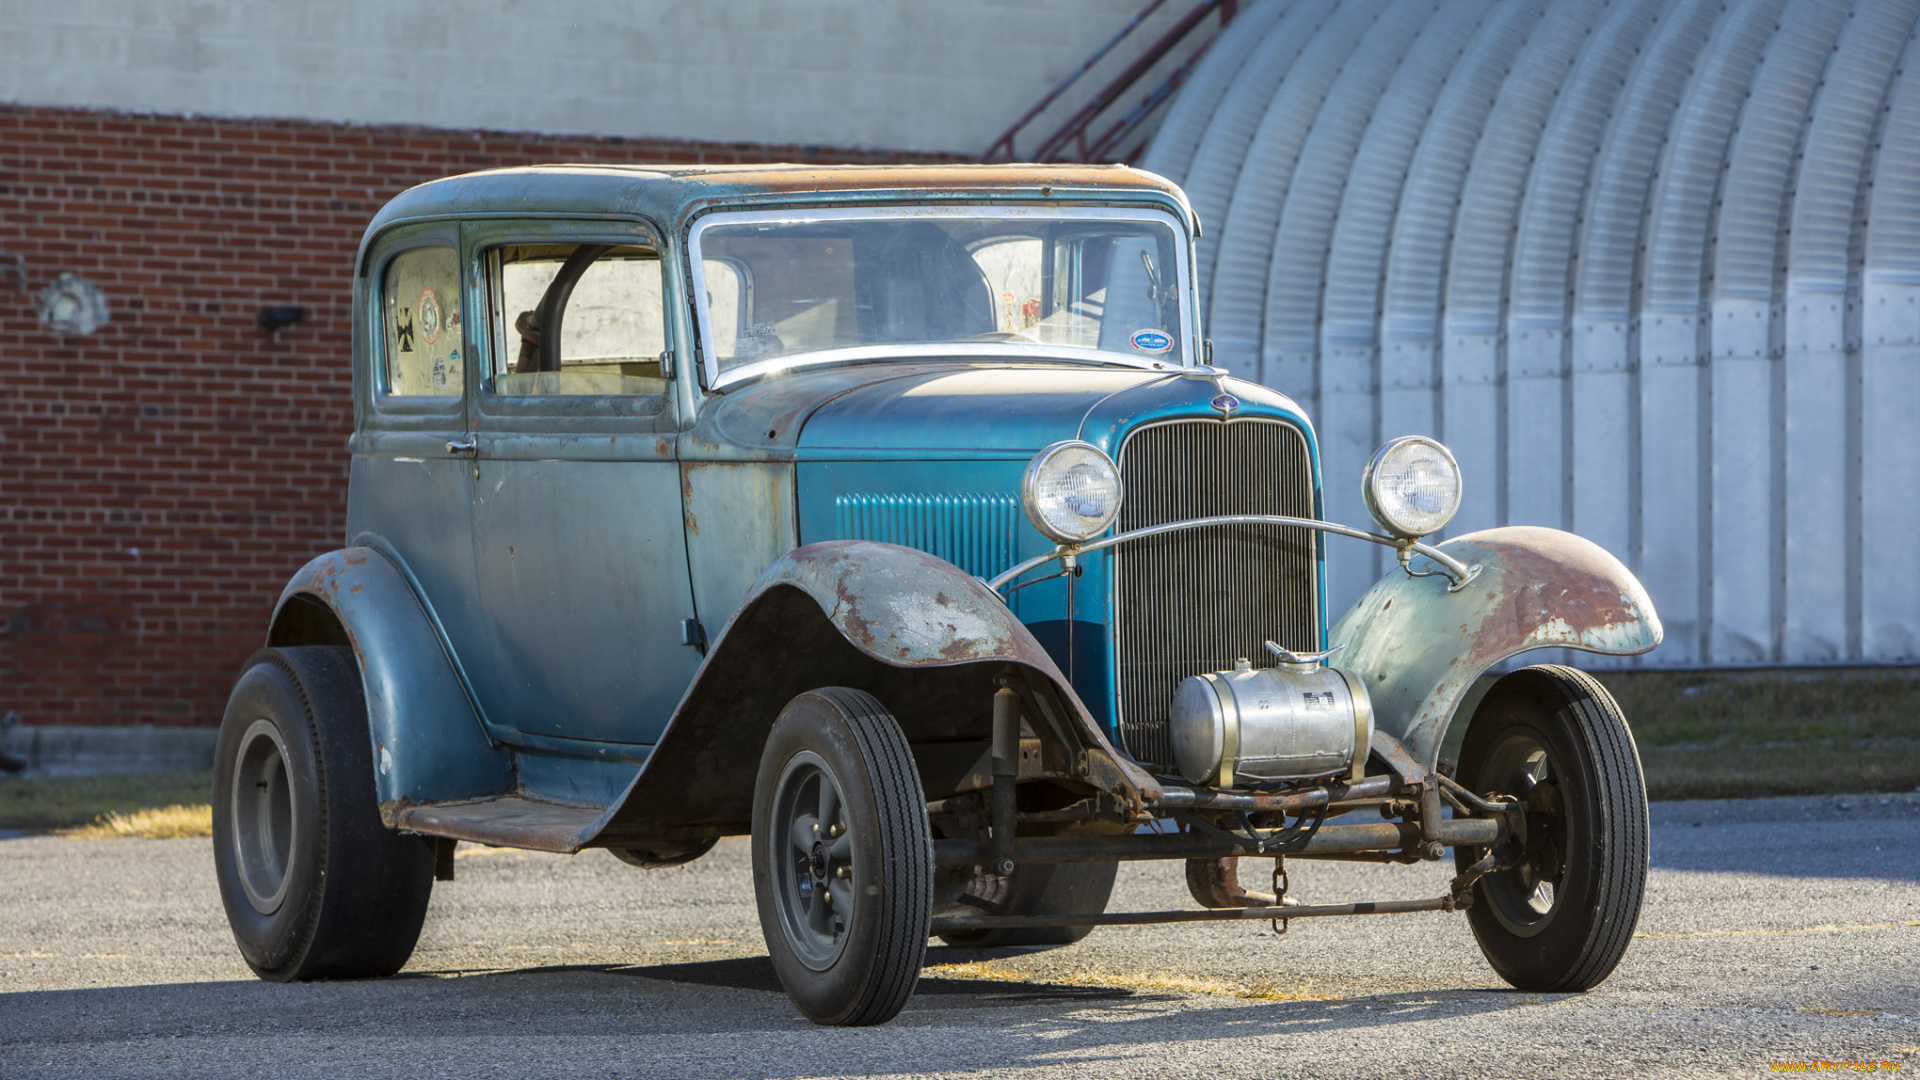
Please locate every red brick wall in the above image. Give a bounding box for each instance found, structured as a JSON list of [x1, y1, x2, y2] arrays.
[[0, 104, 948, 728]]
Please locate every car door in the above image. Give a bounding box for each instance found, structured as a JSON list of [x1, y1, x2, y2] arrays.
[[460, 219, 701, 752], [346, 225, 495, 698]]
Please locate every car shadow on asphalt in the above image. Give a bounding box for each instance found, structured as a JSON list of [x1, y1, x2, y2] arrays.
[[418, 954, 1142, 1007], [0, 959, 1565, 1076], [410, 953, 1548, 1030], [628, 954, 1143, 1005]]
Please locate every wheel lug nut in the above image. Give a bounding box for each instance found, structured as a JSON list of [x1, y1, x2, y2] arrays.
[[834, 865, 851, 880], [828, 822, 845, 838]]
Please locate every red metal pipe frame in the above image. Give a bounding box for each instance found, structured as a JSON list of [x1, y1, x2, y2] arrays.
[[981, 0, 1178, 162], [982, 0, 1236, 164]]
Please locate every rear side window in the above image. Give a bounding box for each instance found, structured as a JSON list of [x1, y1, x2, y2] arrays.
[[382, 247, 464, 397], [486, 243, 668, 397]]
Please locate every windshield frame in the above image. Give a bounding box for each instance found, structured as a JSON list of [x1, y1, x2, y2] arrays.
[[686, 204, 1196, 391]]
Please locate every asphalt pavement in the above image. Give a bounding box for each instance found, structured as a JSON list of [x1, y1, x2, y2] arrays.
[[2, 793, 1916, 1078]]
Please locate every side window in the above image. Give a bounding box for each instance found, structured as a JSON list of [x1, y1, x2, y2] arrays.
[[382, 247, 464, 397], [487, 243, 668, 397]]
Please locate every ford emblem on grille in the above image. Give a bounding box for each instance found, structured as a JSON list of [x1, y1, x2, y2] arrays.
[[1210, 392, 1240, 416]]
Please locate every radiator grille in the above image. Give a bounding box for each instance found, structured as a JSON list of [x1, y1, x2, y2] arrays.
[[1113, 419, 1320, 771], [834, 492, 1021, 579]]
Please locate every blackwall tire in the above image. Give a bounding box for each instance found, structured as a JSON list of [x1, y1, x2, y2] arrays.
[[212, 646, 435, 981], [1454, 665, 1647, 993], [751, 688, 931, 1026], [936, 860, 1118, 948]]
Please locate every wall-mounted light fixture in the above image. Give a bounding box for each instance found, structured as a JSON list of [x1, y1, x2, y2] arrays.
[[37, 273, 110, 335], [257, 305, 307, 332]]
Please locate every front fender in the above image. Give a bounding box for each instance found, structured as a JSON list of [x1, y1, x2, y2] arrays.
[[268, 547, 512, 809], [1330, 526, 1662, 779], [597, 540, 1159, 841]]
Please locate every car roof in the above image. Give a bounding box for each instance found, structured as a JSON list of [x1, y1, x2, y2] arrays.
[[359, 163, 1196, 265]]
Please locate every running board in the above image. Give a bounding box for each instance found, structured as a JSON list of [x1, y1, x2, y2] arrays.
[[390, 795, 609, 853]]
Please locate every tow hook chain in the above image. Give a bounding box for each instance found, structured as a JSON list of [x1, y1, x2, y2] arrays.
[[1270, 857, 1290, 935]]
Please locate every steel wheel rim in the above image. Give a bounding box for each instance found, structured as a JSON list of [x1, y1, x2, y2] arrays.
[[232, 718, 297, 915], [1476, 727, 1569, 939], [767, 750, 854, 971]]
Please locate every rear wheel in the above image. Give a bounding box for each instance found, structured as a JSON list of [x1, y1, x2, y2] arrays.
[[212, 647, 435, 980], [751, 688, 931, 1026], [1454, 665, 1647, 992]]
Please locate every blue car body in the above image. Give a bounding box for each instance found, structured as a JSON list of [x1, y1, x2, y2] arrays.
[[261, 165, 1660, 856]]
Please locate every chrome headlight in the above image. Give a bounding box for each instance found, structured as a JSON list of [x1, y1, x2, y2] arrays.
[[1362, 436, 1462, 539], [1021, 440, 1123, 544]]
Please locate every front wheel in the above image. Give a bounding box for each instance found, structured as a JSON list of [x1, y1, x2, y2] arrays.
[[1454, 665, 1647, 992], [751, 688, 931, 1026]]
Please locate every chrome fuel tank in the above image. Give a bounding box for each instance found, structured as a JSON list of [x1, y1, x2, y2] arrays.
[[1169, 656, 1373, 787]]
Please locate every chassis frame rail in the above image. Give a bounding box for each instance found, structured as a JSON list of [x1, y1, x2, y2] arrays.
[[931, 817, 1502, 866], [930, 894, 1454, 931]]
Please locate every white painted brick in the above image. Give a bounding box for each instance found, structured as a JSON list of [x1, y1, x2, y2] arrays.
[[1, 0, 1186, 152]]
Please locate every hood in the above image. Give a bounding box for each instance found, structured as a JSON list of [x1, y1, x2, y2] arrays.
[[792, 364, 1313, 460]]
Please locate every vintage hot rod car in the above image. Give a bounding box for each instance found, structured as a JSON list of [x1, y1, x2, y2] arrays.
[[214, 164, 1662, 1026]]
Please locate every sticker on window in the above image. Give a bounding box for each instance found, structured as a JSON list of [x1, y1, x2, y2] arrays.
[[1129, 329, 1174, 353]]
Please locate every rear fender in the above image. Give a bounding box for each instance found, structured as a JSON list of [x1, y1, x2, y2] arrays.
[[597, 540, 1159, 842], [267, 547, 512, 810], [1330, 526, 1662, 780]]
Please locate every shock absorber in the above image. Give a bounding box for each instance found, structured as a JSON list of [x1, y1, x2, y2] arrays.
[[989, 679, 1020, 877]]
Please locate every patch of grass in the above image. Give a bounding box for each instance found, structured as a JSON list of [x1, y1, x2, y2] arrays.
[[1444, 668, 1920, 799], [1594, 669, 1920, 800], [1598, 668, 1920, 745], [1633, 741, 1920, 801], [54, 804, 212, 840], [0, 771, 214, 832]]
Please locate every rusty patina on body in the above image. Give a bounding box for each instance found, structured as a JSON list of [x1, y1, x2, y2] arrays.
[[217, 164, 1668, 1017], [1333, 526, 1663, 778]]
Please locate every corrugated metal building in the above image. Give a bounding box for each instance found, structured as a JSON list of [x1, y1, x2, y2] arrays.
[[1143, 0, 1920, 668]]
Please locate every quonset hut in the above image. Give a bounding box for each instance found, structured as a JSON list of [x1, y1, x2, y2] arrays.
[[1142, 0, 1920, 668]]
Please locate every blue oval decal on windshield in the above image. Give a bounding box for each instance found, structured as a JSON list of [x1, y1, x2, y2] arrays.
[[1129, 329, 1174, 353]]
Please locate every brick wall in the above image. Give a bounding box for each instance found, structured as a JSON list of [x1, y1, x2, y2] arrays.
[[0, 103, 946, 728]]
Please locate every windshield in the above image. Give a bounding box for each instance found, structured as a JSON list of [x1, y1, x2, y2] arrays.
[[691, 207, 1191, 386]]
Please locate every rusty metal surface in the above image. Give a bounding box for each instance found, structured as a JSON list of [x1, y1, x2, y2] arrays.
[[361, 164, 1194, 275], [1154, 773, 1396, 811], [1185, 856, 1277, 908], [1331, 526, 1663, 776], [932, 816, 1503, 865], [391, 796, 608, 855], [752, 541, 1157, 804], [771, 541, 1062, 666], [929, 894, 1452, 931], [594, 540, 1160, 841], [679, 460, 799, 622]]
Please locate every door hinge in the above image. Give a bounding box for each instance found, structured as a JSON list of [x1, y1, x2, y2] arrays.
[[680, 617, 707, 655]]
